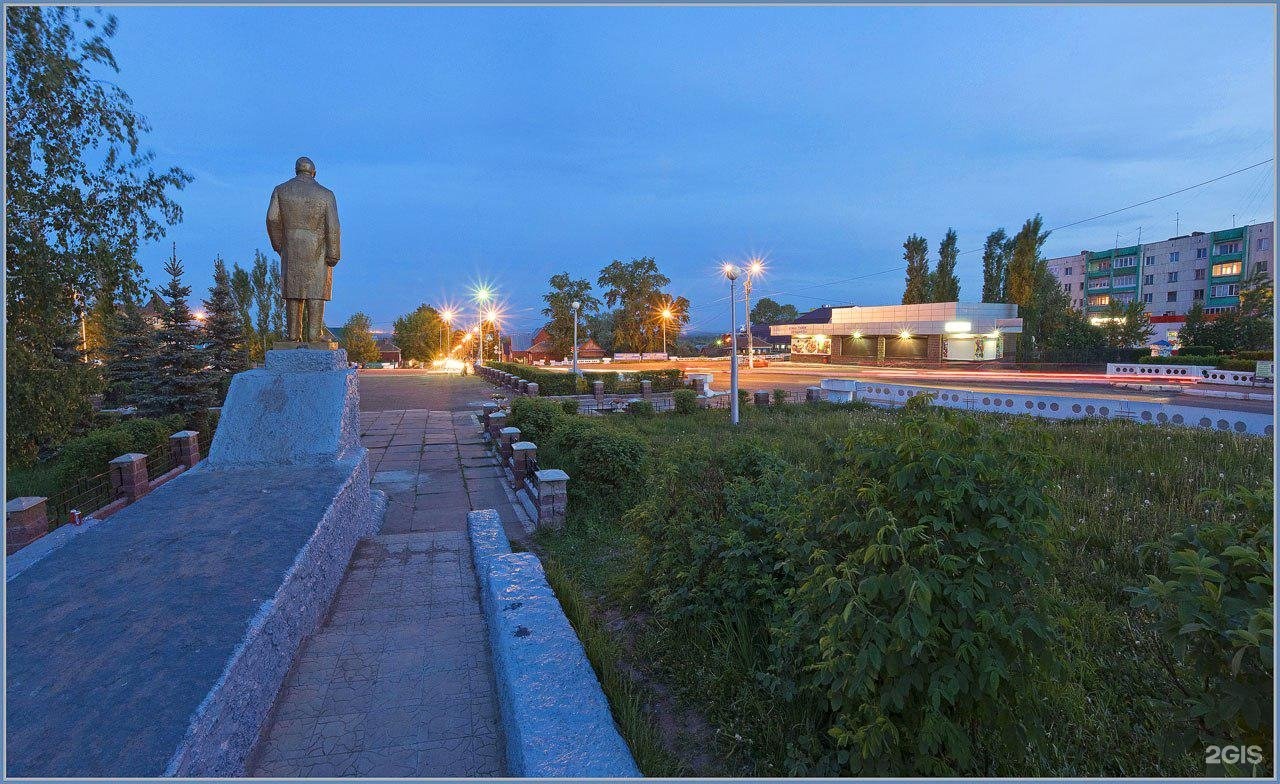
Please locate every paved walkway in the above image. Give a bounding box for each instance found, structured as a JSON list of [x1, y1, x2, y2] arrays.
[[250, 407, 529, 777]]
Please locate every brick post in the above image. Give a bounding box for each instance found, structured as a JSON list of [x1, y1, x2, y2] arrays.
[[487, 411, 507, 442], [169, 430, 200, 469], [535, 469, 569, 530], [6, 497, 49, 555], [481, 402, 499, 430], [806, 386, 823, 402], [512, 441, 536, 491], [753, 390, 770, 406], [519, 379, 530, 395], [109, 452, 150, 504], [693, 376, 708, 396], [499, 426, 520, 465], [641, 380, 653, 401], [593, 381, 605, 405], [527, 382, 539, 397]]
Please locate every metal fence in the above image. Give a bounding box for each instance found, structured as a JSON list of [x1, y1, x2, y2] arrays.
[[44, 468, 117, 532], [146, 441, 176, 482]]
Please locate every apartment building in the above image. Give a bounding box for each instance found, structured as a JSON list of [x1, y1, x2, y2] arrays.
[[1047, 221, 1274, 320]]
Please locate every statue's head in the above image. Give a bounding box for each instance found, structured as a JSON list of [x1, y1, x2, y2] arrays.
[[295, 156, 316, 177]]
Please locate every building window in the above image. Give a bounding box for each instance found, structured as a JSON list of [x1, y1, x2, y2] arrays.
[[1078, 282, 1085, 291], [1114, 292, 1135, 304], [1113, 255, 1137, 268], [1194, 268, 1206, 280], [1166, 291, 1178, 302], [1212, 261, 1242, 277], [1167, 271, 1178, 283], [1062, 282, 1071, 292], [1257, 260, 1269, 273], [1169, 251, 1180, 263], [1211, 283, 1239, 298], [1088, 294, 1110, 307], [1214, 241, 1242, 255], [1145, 255, 1156, 265], [1142, 293, 1153, 304], [1258, 238, 1271, 251], [1064, 266, 1073, 276], [1193, 289, 1205, 301], [1196, 247, 1208, 259], [1143, 274, 1154, 285], [1112, 274, 1137, 288]]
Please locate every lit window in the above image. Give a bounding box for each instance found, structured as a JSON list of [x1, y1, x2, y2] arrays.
[[1211, 262, 1242, 277]]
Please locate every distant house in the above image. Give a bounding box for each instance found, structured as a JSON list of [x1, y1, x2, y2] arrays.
[[512, 326, 606, 363], [138, 293, 169, 328], [375, 336, 401, 365], [705, 324, 790, 356]]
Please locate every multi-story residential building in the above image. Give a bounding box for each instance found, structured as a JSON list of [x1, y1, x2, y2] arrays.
[[1047, 221, 1273, 323]]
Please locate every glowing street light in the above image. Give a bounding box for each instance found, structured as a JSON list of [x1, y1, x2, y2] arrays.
[[743, 258, 764, 369], [658, 305, 674, 357], [723, 264, 740, 426], [473, 286, 492, 366], [440, 308, 455, 360], [484, 307, 501, 363]]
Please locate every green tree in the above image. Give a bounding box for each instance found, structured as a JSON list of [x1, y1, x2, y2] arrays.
[[1002, 215, 1073, 360], [268, 257, 285, 339], [393, 304, 444, 364], [901, 234, 930, 304], [1232, 267, 1274, 351], [587, 309, 617, 354], [930, 228, 961, 302], [229, 262, 255, 357], [650, 294, 692, 352], [981, 228, 1009, 302], [202, 255, 246, 398], [249, 249, 276, 358], [340, 312, 381, 364], [1179, 300, 1209, 349], [598, 257, 672, 352], [541, 272, 600, 360], [750, 297, 799, 325], [104, 296, 158, 408], [5, 6, 190, 464], [1120, 299, 1153, 348], [137, 244, 214, 419]]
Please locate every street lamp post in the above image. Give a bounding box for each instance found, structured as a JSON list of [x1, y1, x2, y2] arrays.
[[571, 300, 581, 376], [723, 264, 740, 425], [473, 287, 491, 366], [659, 306, 673, 357], [440, 309, 454, 362], [744, 259, 763, 369], [485, 308, 500, 363]]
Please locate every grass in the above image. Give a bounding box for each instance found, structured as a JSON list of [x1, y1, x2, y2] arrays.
[[529, 401, 1273, 776]]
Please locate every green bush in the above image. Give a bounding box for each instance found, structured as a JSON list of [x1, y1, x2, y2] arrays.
[[1128, 484, 1274, 753], [772, 400, 1056, 775], [508, 397, 569, 444], [54, 416, 177, 486], [1215, 359, 1258, 372], [560, 398, 580, 415], [627, 400, 655, 417], [570, 427, 647, 493], [1138, 354, 1225, 366], [1236, 350, 1273, 361], [772, 388, 789, 405], [737, 389, 750, 408], [1178, 345, 1216, 356], [672, 389, 698, 415]]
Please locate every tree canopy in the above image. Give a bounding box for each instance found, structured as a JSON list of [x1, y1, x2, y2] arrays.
[[901, 234, 930, 304], [5, 6, 190, 463], [341, 312, 382, 364], [750, 297, 799, 325], [598, 257, 676, 353], [541, 272, 600, 360], [393, 304, 445, 363], [981, 229, 1009, 302], [930, 228, 961, 302]]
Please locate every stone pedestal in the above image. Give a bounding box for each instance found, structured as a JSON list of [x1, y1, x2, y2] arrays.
[[753, 390, 770, 406], [488, 411, 507, 442], [273, 340, 340, 351], [512, 442, 535, 491], [526, 382, 539, 397], [499, 427, 521, 465], [641, 380, 652, 400], [593, 381, 605, 405], [7, 497, 49, 555]]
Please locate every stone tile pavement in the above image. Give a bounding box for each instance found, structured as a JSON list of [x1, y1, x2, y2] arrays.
[[250, 408, 531, 777]]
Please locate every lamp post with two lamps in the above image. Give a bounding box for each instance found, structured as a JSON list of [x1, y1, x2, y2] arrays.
[[571, 299, 581, 376], [743, 258, 763, 368]]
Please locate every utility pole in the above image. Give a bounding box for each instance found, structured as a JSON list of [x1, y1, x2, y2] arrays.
[[726, 267, 740, 425], [743, 259, 763, 369], [571, 300, 581, 376], [1175, 211, 1180, 236]]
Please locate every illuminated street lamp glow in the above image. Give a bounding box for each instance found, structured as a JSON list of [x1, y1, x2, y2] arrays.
[[899, 330, 912, 340], [474, 286, 492, 303], [721, 263, 738, 280]]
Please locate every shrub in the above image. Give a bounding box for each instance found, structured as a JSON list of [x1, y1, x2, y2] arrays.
[[737, 389, 750, 408], [1138, 355, 1225, 366], [627, 400, 655, 417], [560, 398, 580, 415], [54, 416, 176, 486], [772, 388, 789, 405], [1236, 350, 1273, 361], [1215, 359, 1258, 372], [570, 427, 647, 493], [672, 389, 698, 415], [1178, 345, 1216, 356], [508, 397, 568, 444], [1128, 484, 1274, 753], [772, 399, 1057, 775]]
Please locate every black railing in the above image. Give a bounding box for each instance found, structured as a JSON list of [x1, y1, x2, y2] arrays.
[[44, 468, 117, 532], [146, 442, 176, 482]]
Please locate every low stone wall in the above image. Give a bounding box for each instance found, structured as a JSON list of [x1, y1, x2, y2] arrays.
[[1104, 362, 1271, 387], [467, 509, 640, 778]]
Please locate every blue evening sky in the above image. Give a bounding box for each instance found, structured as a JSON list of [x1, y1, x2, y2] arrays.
[[106, 5, 1275, 335]]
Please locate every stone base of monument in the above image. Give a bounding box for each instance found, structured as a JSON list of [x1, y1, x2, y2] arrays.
[[273, 339, 340, 351], [5, 349, 378, 777]]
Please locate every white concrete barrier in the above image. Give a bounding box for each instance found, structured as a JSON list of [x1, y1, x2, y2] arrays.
[[818, 378, 858, 402], [824, 379, 1274, 437]]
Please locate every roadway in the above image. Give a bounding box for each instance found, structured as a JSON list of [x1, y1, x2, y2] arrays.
[[559, 359, 1274, 414]]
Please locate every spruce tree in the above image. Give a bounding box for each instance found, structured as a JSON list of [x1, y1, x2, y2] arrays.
[[138, 244, 215, 418], [104, 297, 158, 408], [931, 228, 961, 302], [203, 255, 247, 398], [901, 234, 931, 304]]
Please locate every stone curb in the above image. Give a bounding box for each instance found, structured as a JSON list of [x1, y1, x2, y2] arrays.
[[465, 510, 641, 778]]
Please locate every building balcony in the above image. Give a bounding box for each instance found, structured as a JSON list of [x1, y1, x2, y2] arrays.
[[1086, 267, 1112, 277]]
